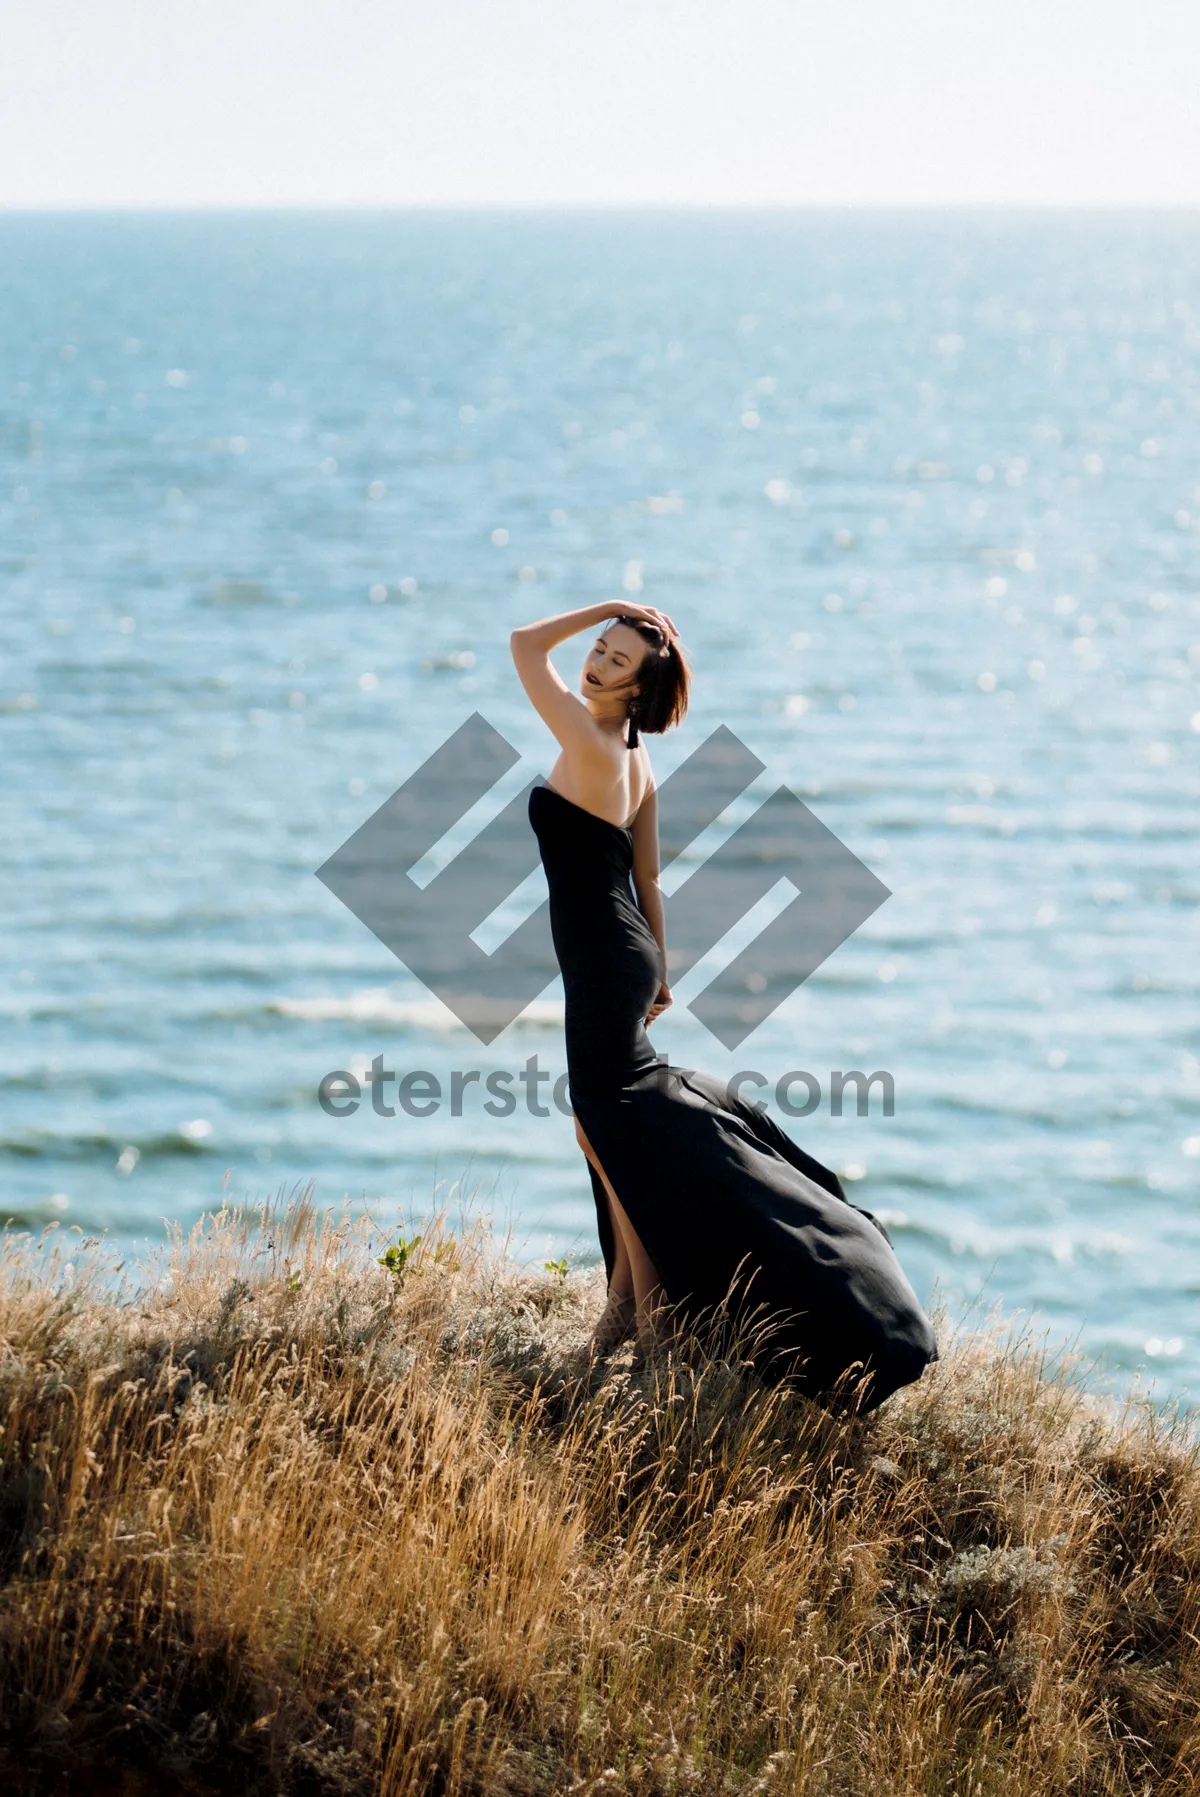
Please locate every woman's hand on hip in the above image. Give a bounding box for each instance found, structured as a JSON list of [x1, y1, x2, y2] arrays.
[[646, 982, 673, 1025]]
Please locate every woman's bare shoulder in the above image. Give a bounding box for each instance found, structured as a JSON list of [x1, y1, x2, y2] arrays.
[[637, 742, 656, 799], [631, 743, 657, 819]]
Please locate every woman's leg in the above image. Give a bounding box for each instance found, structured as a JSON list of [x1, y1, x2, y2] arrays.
[[574, 1116, 668, 1349], [605, 1202, 634, 1299], [585, 1143, 634, 1299], [575, 1116, 634, 1348]]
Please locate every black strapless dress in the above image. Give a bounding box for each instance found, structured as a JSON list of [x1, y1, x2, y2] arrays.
[[528, 779, 938, 1412]]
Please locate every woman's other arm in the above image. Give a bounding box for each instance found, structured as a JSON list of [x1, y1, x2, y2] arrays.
[[630, 784, 673, 1022]]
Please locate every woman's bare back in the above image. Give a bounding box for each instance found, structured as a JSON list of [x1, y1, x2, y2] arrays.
[[545, 740, 652, 829]]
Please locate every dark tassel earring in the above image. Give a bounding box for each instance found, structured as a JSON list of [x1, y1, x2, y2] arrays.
[[627, 697, 641, 749]]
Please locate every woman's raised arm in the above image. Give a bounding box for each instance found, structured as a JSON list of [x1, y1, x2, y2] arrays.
[[509, 603, 616, 757]]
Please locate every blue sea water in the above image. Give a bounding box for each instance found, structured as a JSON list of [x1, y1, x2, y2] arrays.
[[1, 209, 1197, 1410]]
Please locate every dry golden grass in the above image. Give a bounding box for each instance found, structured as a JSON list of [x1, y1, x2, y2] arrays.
[[0, 1191, 1197, 1796]]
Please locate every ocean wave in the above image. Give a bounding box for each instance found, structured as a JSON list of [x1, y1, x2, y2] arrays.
[[268, 990, 566, 1028], [0, 1128, 216, 1162]]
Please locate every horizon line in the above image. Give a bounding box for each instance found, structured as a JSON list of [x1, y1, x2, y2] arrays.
[[3, 198, 1200, 216]]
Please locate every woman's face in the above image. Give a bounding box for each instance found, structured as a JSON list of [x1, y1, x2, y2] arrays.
[[579, 622, 647, 703]]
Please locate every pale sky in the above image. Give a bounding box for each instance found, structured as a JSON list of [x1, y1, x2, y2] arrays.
[[2, 0, 1198, 208]]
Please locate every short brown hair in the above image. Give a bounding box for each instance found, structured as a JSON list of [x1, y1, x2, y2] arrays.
[[606, 614, 692, 748]]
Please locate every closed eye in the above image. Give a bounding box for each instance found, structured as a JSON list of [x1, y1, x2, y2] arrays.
[[595, 634, 631, 665]]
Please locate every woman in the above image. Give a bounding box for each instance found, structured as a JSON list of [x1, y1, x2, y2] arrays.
[[512, 602, 938, 1412]]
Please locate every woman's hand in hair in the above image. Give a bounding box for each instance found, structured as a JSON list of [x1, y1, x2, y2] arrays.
[[619, 602, 679, 644]]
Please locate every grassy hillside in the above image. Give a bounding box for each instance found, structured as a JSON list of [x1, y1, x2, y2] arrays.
[[0, 1194, 1196, 1795]]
